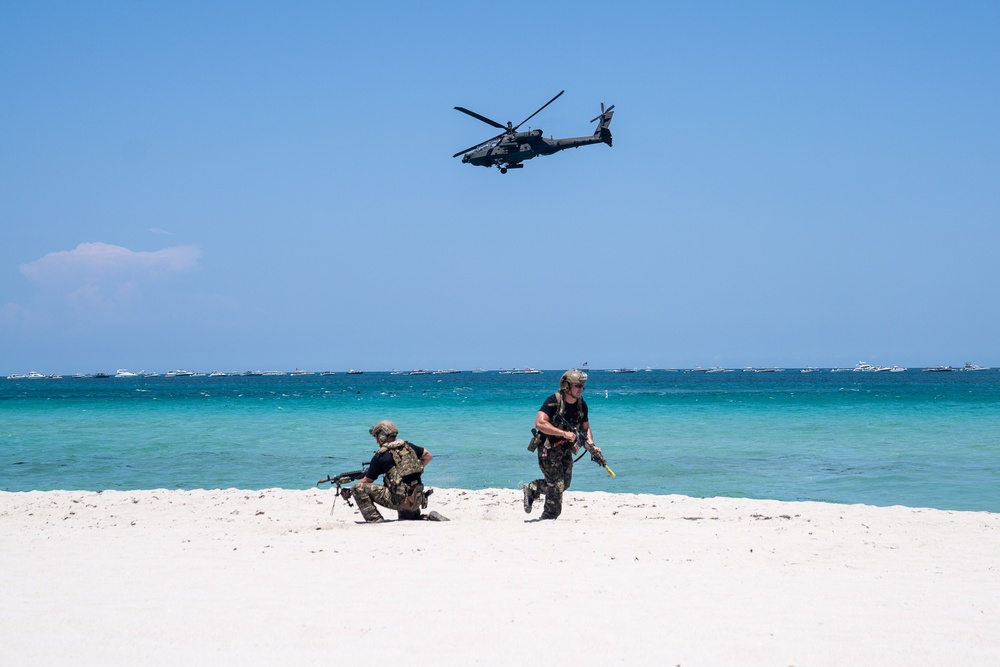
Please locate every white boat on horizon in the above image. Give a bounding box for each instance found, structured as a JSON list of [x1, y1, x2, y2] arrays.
[[115, 369, 139, 378], [922, 365, 955, 372], [854, 361, 890, 372], [960, 362, 988, 371]]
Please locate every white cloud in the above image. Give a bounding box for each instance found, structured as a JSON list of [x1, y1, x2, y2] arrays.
[[20, 242, 201, 286], [7, 242, 203, 324]]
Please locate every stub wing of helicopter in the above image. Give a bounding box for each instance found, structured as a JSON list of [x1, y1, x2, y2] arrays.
[[452, 91, 614, 173]]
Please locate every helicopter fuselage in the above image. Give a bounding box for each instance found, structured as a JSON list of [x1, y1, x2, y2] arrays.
[[461, 129, 610, 168]]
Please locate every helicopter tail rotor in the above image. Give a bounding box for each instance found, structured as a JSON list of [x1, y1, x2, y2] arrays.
[[589, 102, 615, 146], [590, 102, 615, 123]]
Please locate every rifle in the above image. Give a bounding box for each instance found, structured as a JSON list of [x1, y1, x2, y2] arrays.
[[317, 467, 368, 515], [552, 414, 616, 478]]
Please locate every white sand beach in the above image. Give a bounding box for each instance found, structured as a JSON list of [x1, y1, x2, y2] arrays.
[[2, 488, 999, 666]]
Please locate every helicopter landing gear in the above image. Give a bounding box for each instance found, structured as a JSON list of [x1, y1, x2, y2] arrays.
[[500, 167, 507, 174], [496, 163, 522, 174]]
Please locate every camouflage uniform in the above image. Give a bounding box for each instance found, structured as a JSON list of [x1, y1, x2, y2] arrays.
[[351, 438, 426, 523], [525, 445, 575, 519], [352, 480, 425, 522]]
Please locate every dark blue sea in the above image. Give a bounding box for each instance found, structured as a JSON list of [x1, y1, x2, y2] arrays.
[[2, 369, 998, 512]]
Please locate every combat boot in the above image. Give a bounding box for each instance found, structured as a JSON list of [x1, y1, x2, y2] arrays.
[[523, 482, 538, 514]]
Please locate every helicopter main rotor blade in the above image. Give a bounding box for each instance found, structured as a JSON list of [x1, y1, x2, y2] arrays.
[[513, 90, 564, 131], [452, 131, 506, 158], [454, 106, 506, 130]]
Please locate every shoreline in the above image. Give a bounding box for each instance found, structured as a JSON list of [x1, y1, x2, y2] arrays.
[[3, 488, 1000, 665]]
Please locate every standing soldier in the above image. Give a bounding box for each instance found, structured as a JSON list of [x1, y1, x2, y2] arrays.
[[351, 420, 447, 523], [523, 369, 605, 520]]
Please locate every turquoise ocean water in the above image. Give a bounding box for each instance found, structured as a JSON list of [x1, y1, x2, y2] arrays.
[[2, 370, 999, 512]]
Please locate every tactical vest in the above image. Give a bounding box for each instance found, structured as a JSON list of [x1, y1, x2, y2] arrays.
[[378, 439, 423, 492]]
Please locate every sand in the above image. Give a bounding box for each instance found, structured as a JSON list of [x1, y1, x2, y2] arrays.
[[2, 487, 999, 666]]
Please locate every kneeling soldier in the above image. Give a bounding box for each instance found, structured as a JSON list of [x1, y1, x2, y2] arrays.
[[351, 420, 448, 523]]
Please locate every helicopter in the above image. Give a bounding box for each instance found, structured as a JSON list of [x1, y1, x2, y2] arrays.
[[452, 90, 614, 173]]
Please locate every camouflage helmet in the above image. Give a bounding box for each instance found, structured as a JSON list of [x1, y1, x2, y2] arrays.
[[560, 369, 588, 392], [369, 419, 399, 439]]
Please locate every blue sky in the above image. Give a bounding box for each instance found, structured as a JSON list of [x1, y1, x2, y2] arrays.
[[2, 1, 998, 374]]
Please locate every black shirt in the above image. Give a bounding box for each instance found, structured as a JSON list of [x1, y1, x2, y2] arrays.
[[365, 443, 425, 482], [538, 393, 589, 445]]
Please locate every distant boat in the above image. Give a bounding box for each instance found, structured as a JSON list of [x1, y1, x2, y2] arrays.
[[115, 369, 139, 378], [433, 369, 461, 374], [686, 366, 708, 373], [922, 365, 955, 372], [347, 369, 364, 375], [889, 366, 907, 372], [607, 368, 637, 373], [706, 366, 733, 373], [800, 367, 819, 373], [960, 362, 988, 371], [290, 369, 314, 376], [471, 368, 488, 373], [208, 371, 228, 377], [92, 372, 111, 379], [408, 369, 432, 375], [854, 361, 889, 372], [320, 371, 336, 376], [500, 368, 542, 375]]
